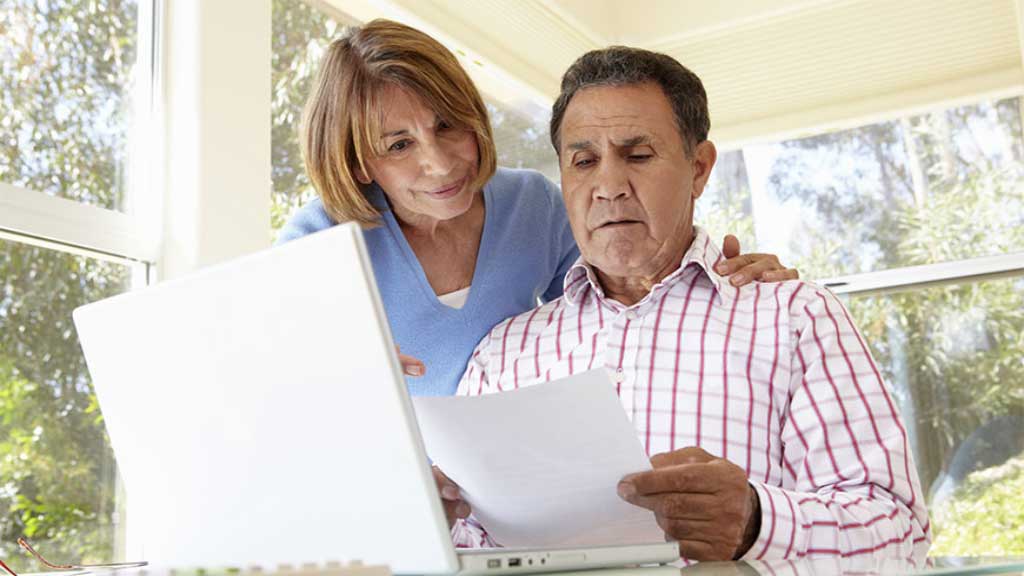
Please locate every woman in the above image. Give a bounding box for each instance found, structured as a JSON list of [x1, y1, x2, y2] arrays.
[[278, 19, 796, 397]]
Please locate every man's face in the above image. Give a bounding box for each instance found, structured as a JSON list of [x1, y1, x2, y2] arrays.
[[557, 83, 716, 281]]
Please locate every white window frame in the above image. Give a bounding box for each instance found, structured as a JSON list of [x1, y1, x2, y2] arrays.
[[0, 0, 161, 270]]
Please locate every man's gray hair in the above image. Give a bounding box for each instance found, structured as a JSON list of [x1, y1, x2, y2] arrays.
[[549, 46, 709, 156]]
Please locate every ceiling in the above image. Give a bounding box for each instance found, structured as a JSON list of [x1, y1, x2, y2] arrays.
[[332, 0, 1024, 146]]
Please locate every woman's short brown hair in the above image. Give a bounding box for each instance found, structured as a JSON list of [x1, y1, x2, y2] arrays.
[[302, 19, 497, 226]]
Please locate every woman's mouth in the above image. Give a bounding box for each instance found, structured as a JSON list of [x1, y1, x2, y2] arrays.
[[422, 177, 466, 199]]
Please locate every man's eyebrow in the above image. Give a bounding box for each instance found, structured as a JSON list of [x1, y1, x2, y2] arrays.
[[566, 140, 594, 152], [616, 135, 651, 147]]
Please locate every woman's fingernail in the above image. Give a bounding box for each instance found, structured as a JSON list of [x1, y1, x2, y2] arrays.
[[716, 263, 728, 273], [730, 274, 746, 286], [456, 502, 471, 517], [617, 481, 636, 499], [441, 485, 460, 500], [407, 365, 424, 376]]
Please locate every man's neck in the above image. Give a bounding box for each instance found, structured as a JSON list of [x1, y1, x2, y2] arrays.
[[595, 234, 696, 307]]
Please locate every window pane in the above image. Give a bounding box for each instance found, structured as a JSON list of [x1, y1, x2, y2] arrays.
[[721, 96, 1024, 279], [487, 97, 559, 182], [0, 237, 139, 569], [271, 0, 345, 234], [696, 149, 756, 251], [844, 276, 1024, 555], [0, 0, 138, 212]]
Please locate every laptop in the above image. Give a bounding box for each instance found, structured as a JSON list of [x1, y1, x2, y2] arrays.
[[72, 223, 679, 574]]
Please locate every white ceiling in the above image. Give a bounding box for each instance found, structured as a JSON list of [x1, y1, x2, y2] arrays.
[[333, 0, 1024, 145]]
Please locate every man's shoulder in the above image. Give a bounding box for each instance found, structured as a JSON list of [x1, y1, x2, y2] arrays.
[[743, 278, 850, 331], [480, 296, 566, 352]]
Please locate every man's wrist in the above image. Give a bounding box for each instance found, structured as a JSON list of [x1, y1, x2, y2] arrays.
[[735, 483, 762, 559]]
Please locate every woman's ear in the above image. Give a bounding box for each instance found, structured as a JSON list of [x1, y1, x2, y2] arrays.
[[355, 166, 372, 185]]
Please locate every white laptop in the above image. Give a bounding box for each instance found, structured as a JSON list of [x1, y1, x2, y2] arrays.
[[72, 223, 679, 574]]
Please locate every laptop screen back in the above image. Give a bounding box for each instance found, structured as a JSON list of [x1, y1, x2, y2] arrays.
[[73, 224, 457, 573]]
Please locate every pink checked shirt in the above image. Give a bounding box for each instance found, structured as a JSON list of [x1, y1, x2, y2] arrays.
[[451, 227, 931, 560]]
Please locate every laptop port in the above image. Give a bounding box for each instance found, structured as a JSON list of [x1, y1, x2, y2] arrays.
[[508, 558, 521, 567], [487, 559, 501, 568]]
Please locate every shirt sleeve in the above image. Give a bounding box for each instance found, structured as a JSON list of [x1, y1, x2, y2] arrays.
[[742, 285, 931, 560], [541, 178, 580, 303], [451, 516, 499, 548]]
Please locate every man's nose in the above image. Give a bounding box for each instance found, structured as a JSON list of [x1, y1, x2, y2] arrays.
[[594, 159, 631, 201], [419, 139, 455, 176]]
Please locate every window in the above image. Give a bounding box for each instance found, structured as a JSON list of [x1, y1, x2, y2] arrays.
[[700, 96, 1024, 554], [0, 0, 155, 566], [1, 0, 140, 213]]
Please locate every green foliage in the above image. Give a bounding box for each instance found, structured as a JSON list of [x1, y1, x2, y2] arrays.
[[930, 453, 1024, 555], [0, 242, 129, 570]]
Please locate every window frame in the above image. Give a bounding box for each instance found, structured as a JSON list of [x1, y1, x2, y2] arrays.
[[0, 0, 162, 270]]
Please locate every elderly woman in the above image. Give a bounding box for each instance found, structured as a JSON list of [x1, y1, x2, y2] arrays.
[[277, 19, 796, 397]]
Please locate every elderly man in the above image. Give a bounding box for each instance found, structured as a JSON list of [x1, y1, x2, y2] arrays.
[[448, 46, 931, 562]]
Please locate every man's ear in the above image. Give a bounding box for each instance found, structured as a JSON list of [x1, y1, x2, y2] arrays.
[[690, 140, 717, 200]]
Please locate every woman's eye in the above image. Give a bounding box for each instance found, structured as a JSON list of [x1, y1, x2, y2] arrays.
[[388, 140, 411, 152], [437, 120, 452, 130]]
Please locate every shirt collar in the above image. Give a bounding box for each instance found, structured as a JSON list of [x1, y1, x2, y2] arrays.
[[562, 226, 735, 308]]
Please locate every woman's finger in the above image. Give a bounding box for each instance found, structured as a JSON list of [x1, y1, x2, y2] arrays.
[[395, 345, 426, 376]]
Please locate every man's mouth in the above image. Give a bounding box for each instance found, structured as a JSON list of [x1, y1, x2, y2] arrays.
[[598, 219, 642, 230]]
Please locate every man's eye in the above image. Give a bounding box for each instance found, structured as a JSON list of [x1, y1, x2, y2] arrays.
[[629, 154, 653, 161], [574, 158, 595, 168], [388, 140, 412, 152]]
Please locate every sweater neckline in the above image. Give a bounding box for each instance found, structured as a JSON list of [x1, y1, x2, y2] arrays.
[[378, 184, 494, 315]]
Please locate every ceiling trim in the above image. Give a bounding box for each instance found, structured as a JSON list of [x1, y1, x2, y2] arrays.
[[712, 67, 1024, 149]]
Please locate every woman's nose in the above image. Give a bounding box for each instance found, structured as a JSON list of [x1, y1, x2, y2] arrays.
[[419, 140, 455, 176]]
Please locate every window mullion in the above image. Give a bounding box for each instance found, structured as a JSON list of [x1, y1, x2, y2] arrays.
[[819, 252, 1024, 296]]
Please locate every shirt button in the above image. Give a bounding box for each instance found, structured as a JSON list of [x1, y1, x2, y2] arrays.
[[614, 369, 625, 383]]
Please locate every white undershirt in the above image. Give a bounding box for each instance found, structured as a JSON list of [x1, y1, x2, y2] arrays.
[[437, 286, 471, 309]]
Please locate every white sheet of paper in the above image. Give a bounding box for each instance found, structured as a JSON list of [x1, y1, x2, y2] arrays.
[[411, 369, 664, 548]]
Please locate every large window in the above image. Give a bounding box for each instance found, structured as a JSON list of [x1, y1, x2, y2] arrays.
[[0, 0, 154, 567], [700, 96, 1024, 555]]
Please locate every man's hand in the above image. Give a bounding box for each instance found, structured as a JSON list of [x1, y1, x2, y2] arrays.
[[717, 234, 799, 286], [619, 447, 761, 561], [434, 466, 470, 528]]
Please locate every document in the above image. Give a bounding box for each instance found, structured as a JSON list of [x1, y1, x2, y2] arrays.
[[411, 370, 665, 548]]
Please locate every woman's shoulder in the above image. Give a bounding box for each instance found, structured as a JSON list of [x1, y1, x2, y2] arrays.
[[275, 196, 337, 245]]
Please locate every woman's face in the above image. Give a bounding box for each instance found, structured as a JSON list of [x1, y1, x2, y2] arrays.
[[359, 85, 480, 226]]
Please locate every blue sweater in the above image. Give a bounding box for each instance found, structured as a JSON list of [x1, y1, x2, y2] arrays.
[[277, 168, 580, 396]]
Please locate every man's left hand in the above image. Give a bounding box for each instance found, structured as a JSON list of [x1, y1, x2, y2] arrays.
[[618, 446, 761, 561]]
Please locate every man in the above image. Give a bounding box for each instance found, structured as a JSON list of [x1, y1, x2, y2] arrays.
[[448, 46, 931, 561]]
